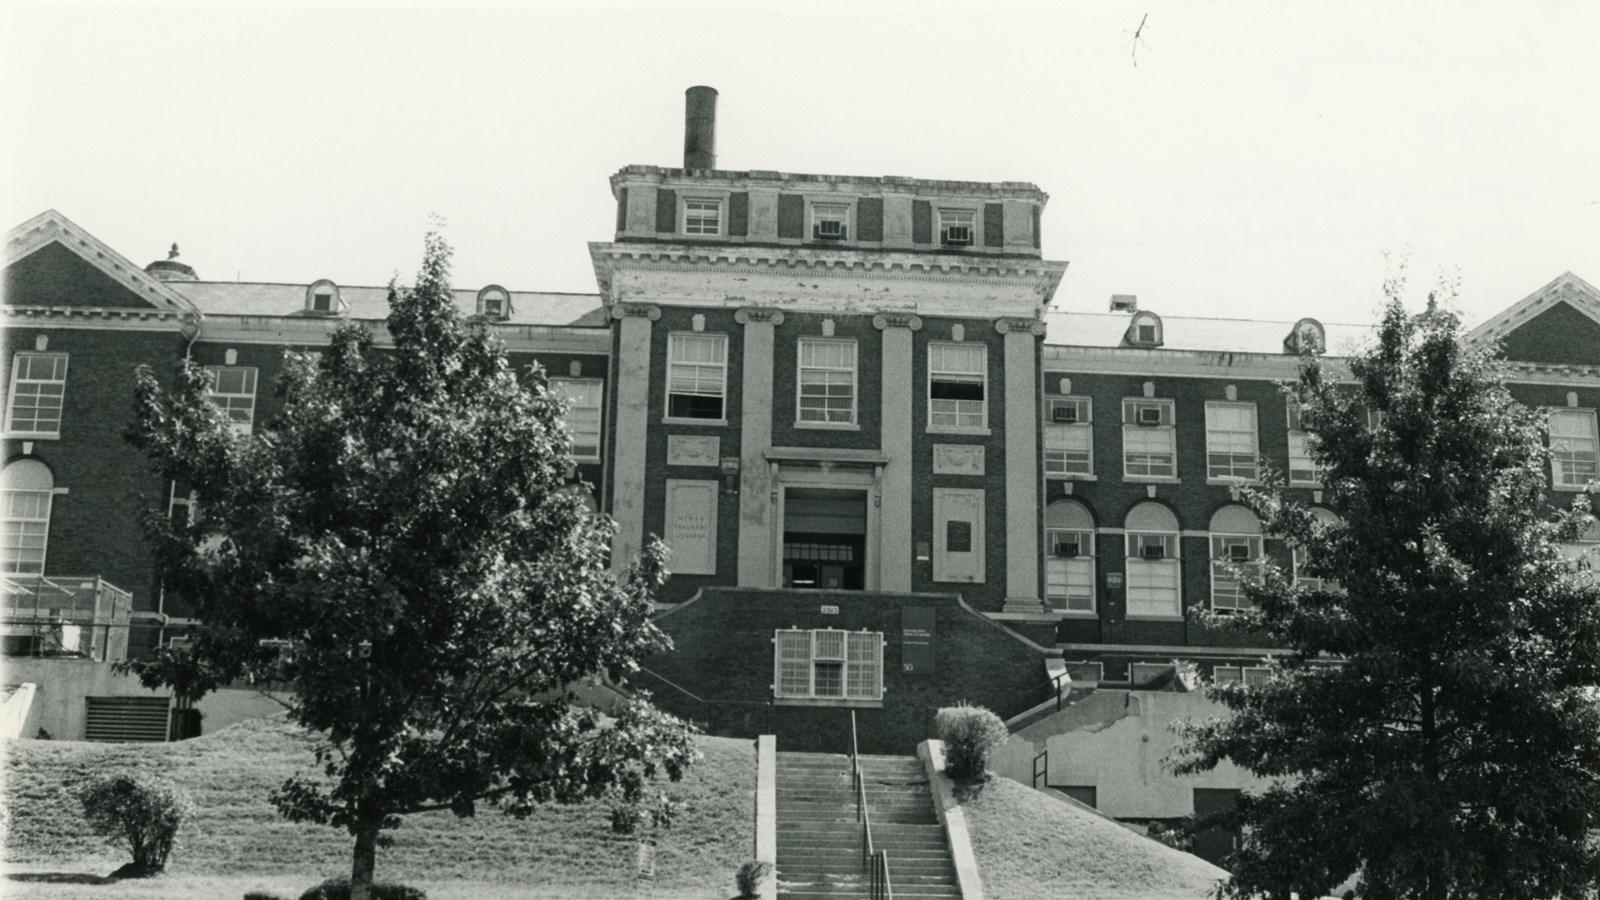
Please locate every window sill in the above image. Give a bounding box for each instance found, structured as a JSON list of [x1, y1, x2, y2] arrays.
[[1553, 483, 1597, 493], [571, 457, 602, 465], [661, 417, 728, 427], [1207, 478, 1263, 487], [1047, 473, 1096, 482], [1048, 609, 1099, 619], [1287, 481, 1323, 489], [927, 426, 992, 437], [794, 421, 860, 431], [774, 697, 885, 708], [1122, 474, 1180, 484], [1124, 614, 1185, 622], [3, 432, 60, 441]]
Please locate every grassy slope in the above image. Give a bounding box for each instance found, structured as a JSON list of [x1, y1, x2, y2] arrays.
[[3, 715, 754, 897], [961, 777, 1228, 900]]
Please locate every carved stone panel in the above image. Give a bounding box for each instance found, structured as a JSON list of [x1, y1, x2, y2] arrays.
[[932, 444, 985, 476], [667, 435, 721, 467]]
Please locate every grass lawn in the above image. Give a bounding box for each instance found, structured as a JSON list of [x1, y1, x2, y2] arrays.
[[960, 777, 1228, 900], [3, 714, 755, 899]]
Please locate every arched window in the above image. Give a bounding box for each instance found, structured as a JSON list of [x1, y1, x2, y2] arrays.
[[305, 279, 343, 315], [1293, 507, 1343, 593], [1209, 505, 1263, 611], [1125, 502, 1180, 617], [477, 284, 512, 320], [1126, 311, 1163, 347], [1045, 499, 1096, 614], [2, 459, 55, 574]]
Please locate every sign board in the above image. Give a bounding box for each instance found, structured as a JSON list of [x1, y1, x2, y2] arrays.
[[901, 606, 936, 675], [663, 480, 717, 574]]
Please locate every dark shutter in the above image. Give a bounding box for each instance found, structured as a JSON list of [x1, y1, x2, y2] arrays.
[[912, 201, 932, 244], [984, 203, 1003, 247], [778, 194, 804, 239], [85, 696, 170, 743], [616, 188, 629, 234], [729, 192, 749, 237], [655, 189, 677, 233], [856, 198, 883, 242], [1032, 205, 1042, 249]]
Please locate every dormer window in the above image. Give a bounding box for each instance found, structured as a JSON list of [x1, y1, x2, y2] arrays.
[[305, 279, 343, 315], [682, 198, 723, 236], [1127, 312, 1163, 347], [812, 204, 849, 241], [1286, 318, 1325, 355], [477, 284, 511, 320], [938, 209, 975, 247]]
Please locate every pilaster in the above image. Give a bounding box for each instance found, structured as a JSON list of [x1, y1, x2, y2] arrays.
[[997, 316, 1046, 613], [609, 302, 660, 570], [875, 312, 923, 592], [736, 307, 783, 586]]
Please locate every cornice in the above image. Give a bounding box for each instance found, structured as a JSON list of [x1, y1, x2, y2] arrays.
[[1467, 272, 1600, 347], [1043, 344, 1352, 381], [4, 210, 200, 317], [196, 315, 610, 354], [1499, 361, 1600, 387], [3, 304, 192, 334]]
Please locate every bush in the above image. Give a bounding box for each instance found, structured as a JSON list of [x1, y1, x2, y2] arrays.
[[297, 877, 427, 900], [244, 893, 289, 900], [934, 703, 1008, 780], [735, 859, 773, 898], [77, 773, 194, 872]]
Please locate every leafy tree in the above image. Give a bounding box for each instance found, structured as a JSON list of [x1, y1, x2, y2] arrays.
[[123, 231, 696, 900], [1173, 275, 1600, 899]]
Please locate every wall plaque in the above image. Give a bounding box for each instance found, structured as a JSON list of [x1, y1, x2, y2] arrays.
[[667, 435, 721, 467], [932, 444, 985, 476], [663, 480, 718, 574], [902, 606, 936, 675]]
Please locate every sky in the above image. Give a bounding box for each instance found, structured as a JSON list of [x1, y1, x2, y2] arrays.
[[4, 1, 1598, 330]]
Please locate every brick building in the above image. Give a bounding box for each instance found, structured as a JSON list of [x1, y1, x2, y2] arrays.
[[4, 87, 1597, 747]]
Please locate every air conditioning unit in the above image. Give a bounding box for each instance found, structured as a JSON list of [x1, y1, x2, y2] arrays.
[[1055, 542, 1080, 558], [942, 228, 973, 246], [1140, 544, 1166, 560], [1228, 545, 1251, 562], [1052, 404, 1078, 423], [1136, 406, 1163, 426]]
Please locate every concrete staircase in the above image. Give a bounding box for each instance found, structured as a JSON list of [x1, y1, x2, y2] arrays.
[[776, 751, 961, 899]]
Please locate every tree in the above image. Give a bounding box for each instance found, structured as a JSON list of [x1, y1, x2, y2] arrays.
[[123, 231, 696, 900], [1173, 275, 1600, 899]]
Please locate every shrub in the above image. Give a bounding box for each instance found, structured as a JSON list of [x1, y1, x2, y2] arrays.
[[244, 893, 289, 900], [297, 877, 427, 900], [934, 703, 1008, 780], [735, 859, 773, 898], [77, 773, 194, 872]]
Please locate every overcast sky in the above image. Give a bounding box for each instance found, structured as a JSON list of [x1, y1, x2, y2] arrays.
[[5, 1, 1597, 329]]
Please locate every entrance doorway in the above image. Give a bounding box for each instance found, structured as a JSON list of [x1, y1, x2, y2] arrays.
[[782, 488, 868, 590]]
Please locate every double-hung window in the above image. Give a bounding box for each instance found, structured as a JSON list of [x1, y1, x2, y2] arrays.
[[1210, 506, 1264, 611], [1550, 408, 1599, 490], [1045, 500, 1096, 613], [1286, 399, 1320, 486], [205, 366, 258, 435], [773, 629, 884, 702], [6, 353, 69, 438], [550, 378, 604, 461], [1122, 398, 1176, 478], [938, 209, 975, 246], [928, 343, 986, 430], [1125, 503, 1181, 617], [682, 199, 722, 236], [1206, 402, 1259, 481], [666, 334, 728, 420], [797, 339, 857, 425], [1045, 397, 1093, 477], [1, 460, 54, 575]]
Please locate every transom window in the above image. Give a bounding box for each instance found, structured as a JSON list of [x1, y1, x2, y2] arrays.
[[1046, 500, 1095, 614], [1125, 502, 1181, 617], [929, 343, 987, 430], [1, 460, 54, 575], [683, 199, 723, 236], [1045, 397, 1093, 477], [1206, 402, 1259, 481], [1122, 398, 1176, 478], [797, 339, 857, 425], [549, 378, 604, 461], [1550, 409, 1598, 490], [774, 629, 884, 702], [666, 333, 728, 420], [1210, 506, 1264, 612], [6, 353, 69, 437], [812, 204, 849, 241], [938, 209, 975, 246], [205, 366, 258, 435]]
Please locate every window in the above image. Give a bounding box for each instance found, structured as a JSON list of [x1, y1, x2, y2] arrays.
[[811, 204, 849, 241], [1214, 665, 1272, 687], [938, 209, 975, 246], [312, 291, 334, 312], [1066, 661, 1104, 683], [797, 339, 857, 425], [1045, 398, 1093, 477], [1293, 508, 1343, 593], [1209, 506, 1264, 612], [928, 343, 987, 430], [1550, 409, 1598, 490], [5, 353, 68, 437], [1, 460, 54, 575], [1046, 500, 1095, 613], [682, 199, 722, 236], [1122, 398, 1176, 478], [1130, 662, 1175, 686], [1242, 666, 1272, 688], [666, 333, 727, 420], [305, 279, 342, 314], [477, 284, 511, 319], [1286, 399, 1321, 486], [1206, 402, 1259, 481], [550, 378, 604, 461], [1212, 666, 1241, 685], [774, 629, 884, 702], [205, 366, 258, 435], [1125, 502, 1181, 617], [1126, 312, 1163, 347]]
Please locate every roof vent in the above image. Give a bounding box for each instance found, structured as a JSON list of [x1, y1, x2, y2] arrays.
[[145, 243, 198, 282], [1109, 294, 1138, 314]]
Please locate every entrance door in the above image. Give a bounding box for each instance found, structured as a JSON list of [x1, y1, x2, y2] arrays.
[[782, 488, 867, 590], [1191, 788, 1242, 866]]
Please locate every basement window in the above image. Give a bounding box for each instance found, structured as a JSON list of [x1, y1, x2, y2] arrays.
[[774, 629, 884, 705]]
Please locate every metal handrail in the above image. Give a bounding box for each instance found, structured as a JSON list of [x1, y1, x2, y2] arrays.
[[870, 849, 893, 900], [850, 711, 892, 899]]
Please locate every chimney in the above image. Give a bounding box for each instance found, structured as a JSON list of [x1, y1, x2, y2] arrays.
[[683, 85, 718, 170], [145, 243, 198, 282], [1109, 294, 1138, 314]]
